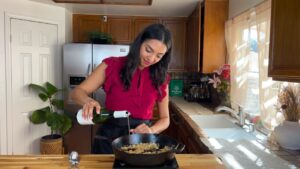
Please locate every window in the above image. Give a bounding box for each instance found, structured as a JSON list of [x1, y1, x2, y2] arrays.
[[226, 0, 282, 131]]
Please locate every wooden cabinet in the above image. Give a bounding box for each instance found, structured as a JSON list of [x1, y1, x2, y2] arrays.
[[202, 0, 228, 73], [105, 16, 133, 44], [73, 14, 103, 43], [162, 18, 187, 72], [133, 17, 160, 40], [163, 102, 211, 154], [268, 0, 300, 82], [64, 120, 92, 154], [185, 0, 228, 73], [186, 3, 201, 72], [73, 15, 132, 44]]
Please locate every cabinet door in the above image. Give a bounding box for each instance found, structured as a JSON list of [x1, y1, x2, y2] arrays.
[[163, 19, 187, 72], [186, 3, 201, 72], [106, 16, 132, 44], [269, 0, 300, 81], [202, 0, 228, 73], [73, 14, 103, 43], [64, 121, 92, 154], [133, 18, 160, 39]]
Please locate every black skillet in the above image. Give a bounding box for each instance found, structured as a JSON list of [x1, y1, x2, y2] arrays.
[[112, 133, 185, 167]]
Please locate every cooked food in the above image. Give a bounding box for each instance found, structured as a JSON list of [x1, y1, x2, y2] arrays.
[[120, 143, 170, 154]]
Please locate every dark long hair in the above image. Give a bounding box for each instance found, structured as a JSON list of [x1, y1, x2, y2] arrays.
[[120, 23, 172, 91]]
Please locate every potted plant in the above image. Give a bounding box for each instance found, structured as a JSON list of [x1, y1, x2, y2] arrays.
[[29, 82, 72, 154], [273, 83, 300, 150], [88, 31, 113, 44]]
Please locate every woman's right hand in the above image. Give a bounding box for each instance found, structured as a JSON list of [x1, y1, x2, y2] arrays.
[[82, 99, 101, 120]]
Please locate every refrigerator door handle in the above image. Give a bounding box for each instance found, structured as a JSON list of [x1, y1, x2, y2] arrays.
[[87, 63, 92, 75]]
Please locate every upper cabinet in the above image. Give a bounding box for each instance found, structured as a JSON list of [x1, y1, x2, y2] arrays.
[[185, 3, 201, 72], [73, 14, 132, 44], [73, 14, 103, 43], [133, 17, 160, 40], [105, 16, 133, 44], [163, 18, 187, 72], [268, 0, 300, 81], [185, 0, 228, 73], [202, 0, 228, 73]]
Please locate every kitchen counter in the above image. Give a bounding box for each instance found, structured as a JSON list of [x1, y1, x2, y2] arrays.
[[169, 97, 300, 169], [0, 154, 226, 169]]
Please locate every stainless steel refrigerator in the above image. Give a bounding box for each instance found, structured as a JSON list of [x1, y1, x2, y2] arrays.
[[63, 43, 129, 153], [63, 43, 130, 114]]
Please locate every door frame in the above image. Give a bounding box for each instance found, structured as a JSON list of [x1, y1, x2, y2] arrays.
[[2, 13, 61, 154]]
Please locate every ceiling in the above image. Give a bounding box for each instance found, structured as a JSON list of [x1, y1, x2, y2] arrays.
[[31, 0, 202, 17]]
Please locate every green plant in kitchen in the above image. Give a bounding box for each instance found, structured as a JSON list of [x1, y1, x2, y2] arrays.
[[208, 64, 231, 107], [29, 82, 72, 136], [88, 31, 113, 44]]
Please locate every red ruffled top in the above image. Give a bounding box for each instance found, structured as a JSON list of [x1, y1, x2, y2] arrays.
[[103, 57, 170, 120]]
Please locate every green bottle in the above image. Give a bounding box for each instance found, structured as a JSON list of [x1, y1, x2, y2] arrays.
[[77, 108, 130, 125], [92, 108, 112, 124]]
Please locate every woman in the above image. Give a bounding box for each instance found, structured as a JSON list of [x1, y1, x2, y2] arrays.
[[70, 23, 172, 154]]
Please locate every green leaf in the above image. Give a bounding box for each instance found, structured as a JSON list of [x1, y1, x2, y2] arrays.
[[38, 93, 49, 101], [46, 112, 64, 133], [29, 84, 47, 95], [52, 99, 64, 109], [45, 82, 58, 96], [30, 109, 47, 124], [60, 114, 72, 135]]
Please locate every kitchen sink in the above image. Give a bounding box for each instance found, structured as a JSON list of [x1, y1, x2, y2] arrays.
[[190, 114, 237, 128], [190, 114, 256, 140]]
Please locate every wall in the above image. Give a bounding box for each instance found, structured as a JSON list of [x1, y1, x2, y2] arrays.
[[229, 0, 265, 18], [65, 8, 73, 43], [0, 0, 67, 154]]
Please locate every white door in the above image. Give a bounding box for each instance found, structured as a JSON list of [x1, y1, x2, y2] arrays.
[[8, 18, 58, 154]]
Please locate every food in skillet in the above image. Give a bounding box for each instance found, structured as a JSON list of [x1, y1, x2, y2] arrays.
[[120, 143, 170, 154]]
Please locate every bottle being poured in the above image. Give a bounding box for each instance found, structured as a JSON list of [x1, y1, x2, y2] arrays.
[[77, 108, 130, 125], [77, 108, 131, 135]]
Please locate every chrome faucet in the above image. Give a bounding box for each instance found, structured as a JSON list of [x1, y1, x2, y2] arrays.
[[215, 105, 245, 127]]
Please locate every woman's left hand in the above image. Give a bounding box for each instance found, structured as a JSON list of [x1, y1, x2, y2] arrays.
[[130, 123, 154, 134]]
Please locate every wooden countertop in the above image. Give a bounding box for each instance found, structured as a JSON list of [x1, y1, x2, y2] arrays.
[[0, 154, 226, 169]]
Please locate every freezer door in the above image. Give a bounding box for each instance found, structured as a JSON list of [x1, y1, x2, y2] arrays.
[[92, 44, 129, 69], [63, 44, 92, 78], [63, 43, 92, 105]]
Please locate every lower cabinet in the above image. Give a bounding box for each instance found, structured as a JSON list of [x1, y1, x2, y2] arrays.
[[163, 102, 211, 154]]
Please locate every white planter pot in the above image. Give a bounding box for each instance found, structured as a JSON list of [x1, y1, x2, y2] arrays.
[[274, 121, 300, 150]]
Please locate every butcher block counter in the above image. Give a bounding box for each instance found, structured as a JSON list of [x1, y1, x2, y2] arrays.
[[0, 154, 226, 169]]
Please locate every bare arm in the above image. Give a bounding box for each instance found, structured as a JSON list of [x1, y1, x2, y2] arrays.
[[131, 85, 170, 134], [150, 85, 170, 133], [70, 62, 107, 119]]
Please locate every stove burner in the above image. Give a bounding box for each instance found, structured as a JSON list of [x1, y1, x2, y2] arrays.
[[113, 158, 179, 169]]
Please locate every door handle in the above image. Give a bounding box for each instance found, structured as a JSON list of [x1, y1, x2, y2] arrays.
[[87, 64, 91, 75]]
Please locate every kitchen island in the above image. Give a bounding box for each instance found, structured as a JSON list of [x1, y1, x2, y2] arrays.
[[0, 154, 226, 169]]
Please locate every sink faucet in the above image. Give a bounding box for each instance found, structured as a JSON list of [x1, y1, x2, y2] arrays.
[[215, 105, 245, 127]]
